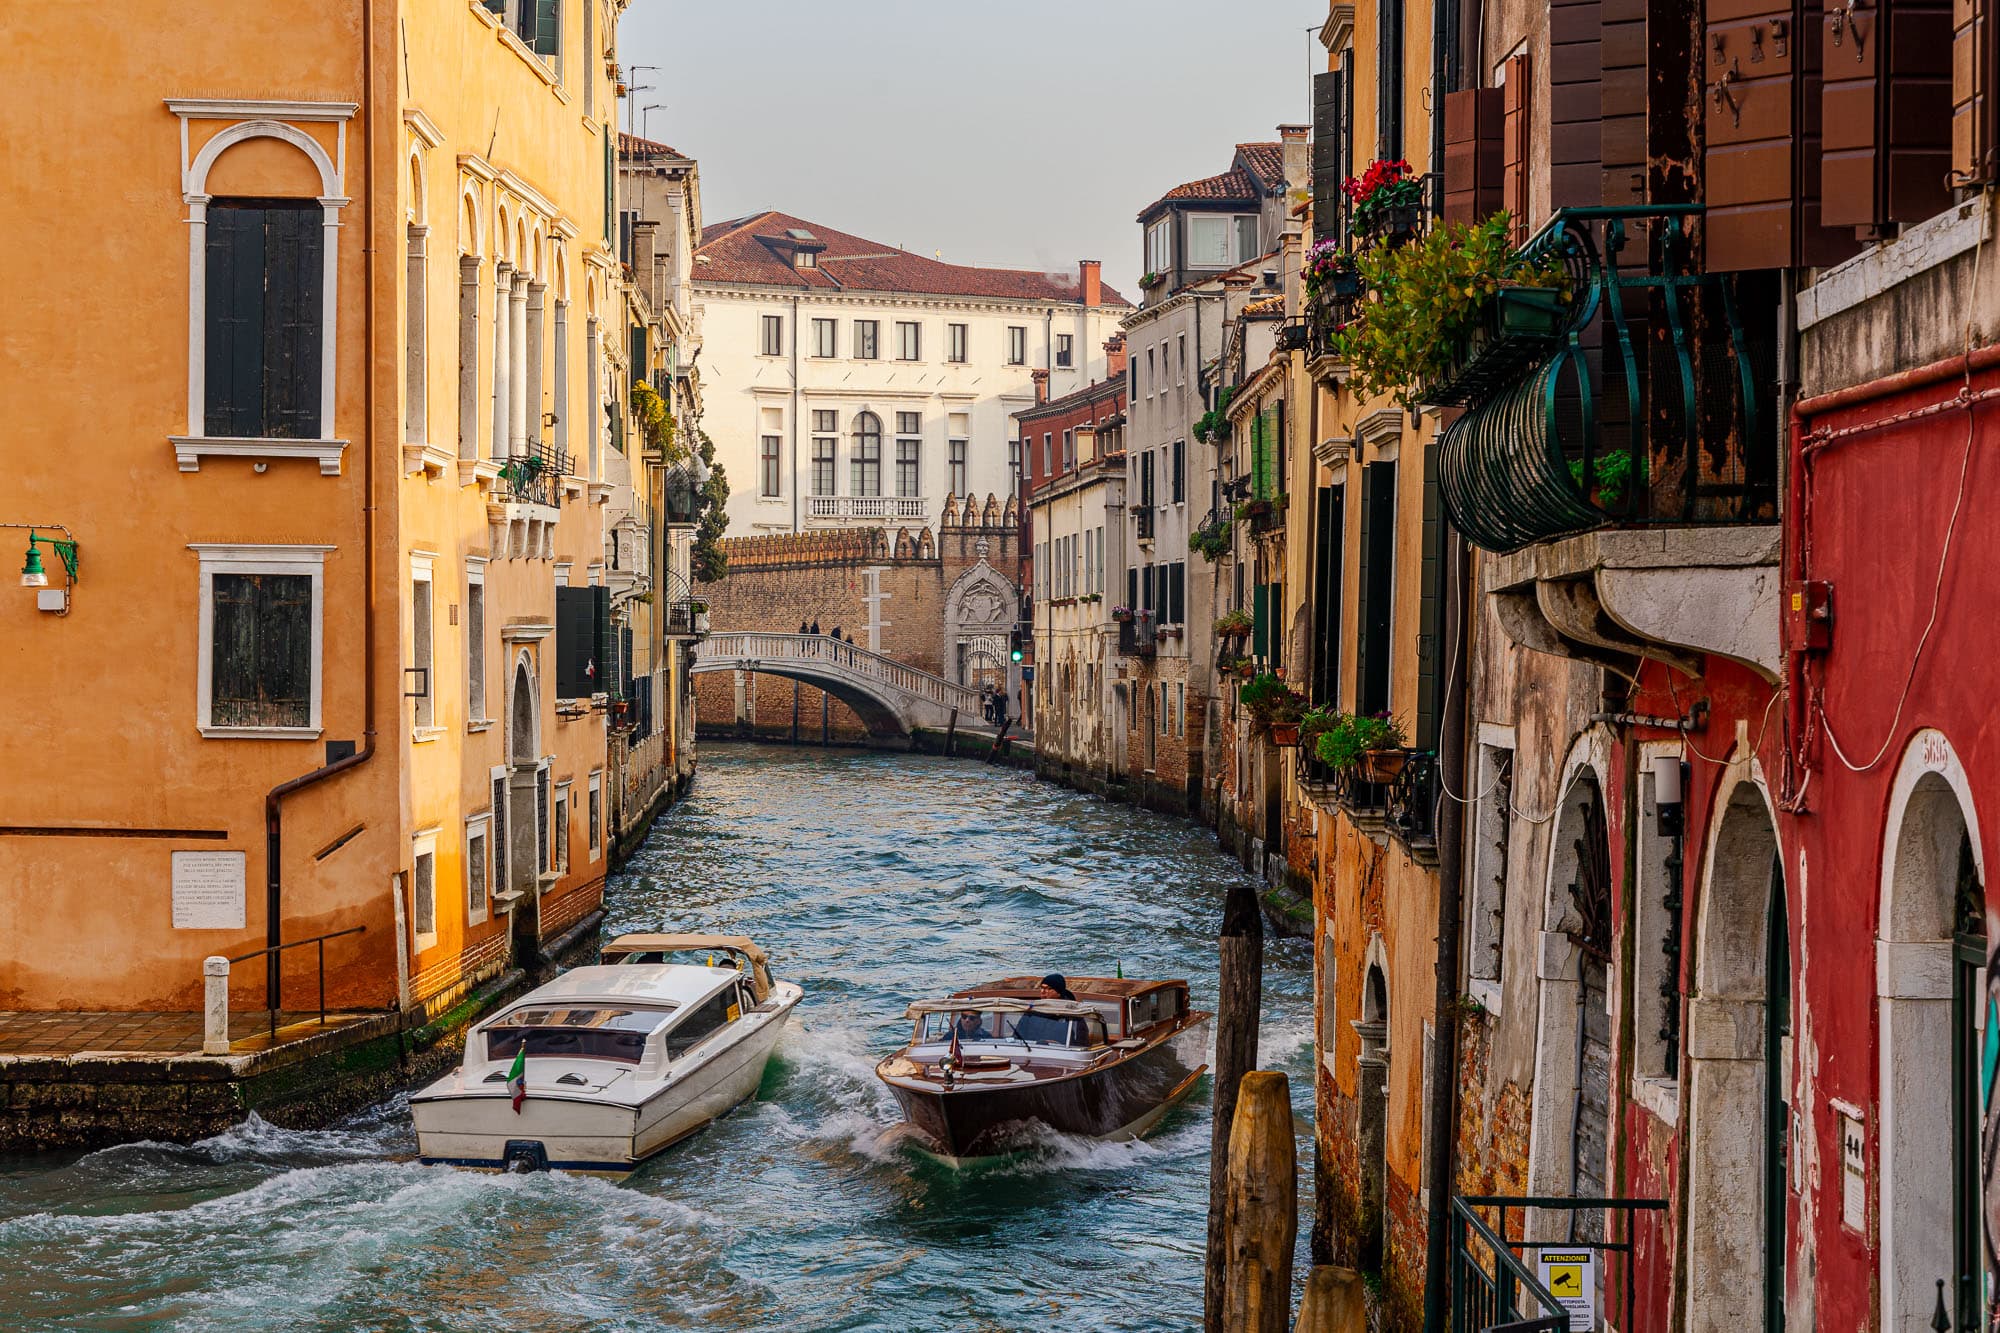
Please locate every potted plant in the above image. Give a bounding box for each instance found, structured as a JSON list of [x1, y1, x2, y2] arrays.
[[1110, 604, 1135, 623], [1568, 449, 1646, 509], [1239, 671, 1308, 741], [1214, 609, 1254, 640], [1303, 238, 1363, 300], [1313, 711, 1409, 776], [1333, 214, 1572, 408], [1298, 705, 1339, 763], [1344, 159, 1426, 242], [1190, 516, 1233, 562], [1140, 270, 1164, 289]]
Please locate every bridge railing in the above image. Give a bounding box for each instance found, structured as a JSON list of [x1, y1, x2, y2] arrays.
[[700, 632, 987, 715]]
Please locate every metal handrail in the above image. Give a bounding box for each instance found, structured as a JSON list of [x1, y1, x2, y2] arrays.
[[1450, 1194, 1669, 1333], [226, 924, 367, 1046]]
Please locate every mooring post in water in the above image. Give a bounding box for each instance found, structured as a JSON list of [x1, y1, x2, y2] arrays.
[[1222, 1069, 1295, 1333], [945, 708, 957, 757], [1206, 877, 1264, 1333], [1292, 1264, 1366, 1332]]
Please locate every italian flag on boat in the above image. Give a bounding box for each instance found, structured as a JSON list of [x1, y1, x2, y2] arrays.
[[507, 1048, 526, 1113]]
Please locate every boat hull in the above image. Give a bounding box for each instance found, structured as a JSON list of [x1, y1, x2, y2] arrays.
[[883, 1016, 1210, 1161], [414, 988, 799, 1175]]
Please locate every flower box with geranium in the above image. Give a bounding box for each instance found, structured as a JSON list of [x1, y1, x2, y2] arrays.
[[1344, 159, 1426, 242], [1110, 605, 1135, 623], [1214, 609, 1254, 640], [1303, 238, 1363, 300]]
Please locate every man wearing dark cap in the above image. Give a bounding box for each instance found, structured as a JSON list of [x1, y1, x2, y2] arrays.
[[1037, 974, 1075, 1001]]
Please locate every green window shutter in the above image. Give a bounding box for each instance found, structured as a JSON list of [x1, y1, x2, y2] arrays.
[[1252, 582, 1270, 659], [533, 0, 559, 57]]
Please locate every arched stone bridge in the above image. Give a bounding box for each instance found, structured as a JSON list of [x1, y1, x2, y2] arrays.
[[692, 632, 993, 738]]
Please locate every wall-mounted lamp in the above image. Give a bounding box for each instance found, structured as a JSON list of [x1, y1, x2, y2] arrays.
[[1650, 753, 1685, 836], [10, 524, 79, 615]]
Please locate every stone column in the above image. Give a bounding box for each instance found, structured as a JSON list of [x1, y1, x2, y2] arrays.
[[552, 299, 570, 464], [202, 956, 230, 1055], [491, 263, 512, 460], [525, 280, 547, 455], [510, 273, 530, 457]]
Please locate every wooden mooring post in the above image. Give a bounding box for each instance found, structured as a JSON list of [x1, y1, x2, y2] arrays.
[[1221, 1069, 1295, 1333], [1205, 877, 1264, 1333]]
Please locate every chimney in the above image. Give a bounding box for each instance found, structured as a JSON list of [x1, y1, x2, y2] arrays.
[[1279, 124, 1310, 196], [1031, 368, 1050, 404], [1079, 259, 1102, 308], [1104, 332, 1128, 379], [632, 219, 660, 305]]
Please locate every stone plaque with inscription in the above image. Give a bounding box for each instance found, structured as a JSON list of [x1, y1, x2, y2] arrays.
[[172, 851, 246, 930]]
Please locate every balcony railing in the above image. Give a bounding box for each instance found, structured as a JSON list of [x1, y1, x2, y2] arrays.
[[496, 440, 571, 509], [1436, 206, 1776, 554], [1117, 611, 1157, 659], [806, 495, 928, 522], [1134, 504, 1156, 541], [1449, 1195, 1667, 1333], [1304, 283, 1361, 364], [1387, 750, 1438, 849]]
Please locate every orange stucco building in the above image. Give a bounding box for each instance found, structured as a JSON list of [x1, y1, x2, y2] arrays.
[[2, 1, 635, 1016]]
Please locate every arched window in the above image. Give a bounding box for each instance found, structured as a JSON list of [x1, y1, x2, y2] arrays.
[[851, 412, 882, 497]]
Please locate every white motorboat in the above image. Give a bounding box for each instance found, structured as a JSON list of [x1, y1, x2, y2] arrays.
[[412, 934, 802, 1174]]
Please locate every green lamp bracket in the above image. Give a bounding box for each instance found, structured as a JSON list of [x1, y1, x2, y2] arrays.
[[8, 522, 80, 615]]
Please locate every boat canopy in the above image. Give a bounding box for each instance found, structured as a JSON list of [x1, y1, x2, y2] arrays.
[[905, 997, 1099, 1019], [604, 933, 774, 1002]]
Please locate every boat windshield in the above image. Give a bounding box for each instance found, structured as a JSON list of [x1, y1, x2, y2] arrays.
[[485, 1005, 675, 1063], [917, 1009, 1107, 1049]]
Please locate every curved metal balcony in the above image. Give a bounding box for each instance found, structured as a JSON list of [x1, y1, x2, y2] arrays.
[[1436, 206, 1776, 554]]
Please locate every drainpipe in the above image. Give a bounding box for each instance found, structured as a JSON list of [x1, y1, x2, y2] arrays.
[[1422, 0, 1466, 1312], [264, 0, 382, 1013], [790, 292, 801, 532]]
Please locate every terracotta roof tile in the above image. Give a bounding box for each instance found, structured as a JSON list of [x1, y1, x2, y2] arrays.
[[693, 210, 1129, 305], [1136, 141, 1282, 220], [618, 132, 688, 162]]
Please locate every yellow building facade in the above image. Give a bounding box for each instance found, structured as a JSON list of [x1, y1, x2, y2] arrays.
[[2, 0, 632, 1016]]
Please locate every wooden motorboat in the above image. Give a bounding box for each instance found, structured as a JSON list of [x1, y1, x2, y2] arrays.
[[412, 934, 801, 1175], [875, 975, 1210, 1164]]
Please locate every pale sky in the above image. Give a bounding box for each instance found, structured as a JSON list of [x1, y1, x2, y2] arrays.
[[615, 0, 1328, 299]]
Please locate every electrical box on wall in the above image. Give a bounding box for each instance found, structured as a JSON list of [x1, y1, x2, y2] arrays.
[[35, 589, 66, 613], [1786, 580, 1833, 651]]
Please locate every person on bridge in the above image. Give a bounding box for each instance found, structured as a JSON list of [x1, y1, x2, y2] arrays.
[[830, 624, 841, 641], [810, 619, 820, 635], [799, 620, 808, 635]]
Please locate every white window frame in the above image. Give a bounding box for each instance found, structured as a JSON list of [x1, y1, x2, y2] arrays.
[[1145, 217, 1171, 274], [411, 552, 439, 738], [1187, 214, 1234, 268], [464, 814, 491, 927], [167, 102, 354, 476], [411, 827, 440, 953], [553, 779, 572, 874], [466, 558, 490, 729], [190, 543, 332, 740], [588, 770, 602, 860]]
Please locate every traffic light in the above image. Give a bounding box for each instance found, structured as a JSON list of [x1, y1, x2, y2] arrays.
[[1008, 629, 1024, 663]]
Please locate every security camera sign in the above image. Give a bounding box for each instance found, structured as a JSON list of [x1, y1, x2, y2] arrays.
[[1535, 1249, 1596, 1331]]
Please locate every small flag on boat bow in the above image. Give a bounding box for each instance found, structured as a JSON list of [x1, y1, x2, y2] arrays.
[[507, 1048, 527, 1114]]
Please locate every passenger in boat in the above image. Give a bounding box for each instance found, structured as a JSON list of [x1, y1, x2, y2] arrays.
[[953, 1010, 988, 1041], [1037, 974, 1075, 1001]]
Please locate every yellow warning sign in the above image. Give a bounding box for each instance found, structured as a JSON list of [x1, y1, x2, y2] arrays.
[[1534, 1250, 1597, 1331]]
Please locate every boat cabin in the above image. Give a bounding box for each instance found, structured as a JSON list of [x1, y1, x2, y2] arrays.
[[948, 976, 1191, 1042], [474, 964, 754, 1077]]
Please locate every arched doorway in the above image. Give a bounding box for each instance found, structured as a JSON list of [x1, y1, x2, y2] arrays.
[[506, 655, 543, 962], [1878, 732, 1989, 1332], [1356, 956, 1390, 1272], [1524, 749, 1613, 1257], [1686, 777, 1787, 1331]]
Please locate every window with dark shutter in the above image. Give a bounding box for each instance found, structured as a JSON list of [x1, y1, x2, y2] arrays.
[[1414, 446, 1442, 750], [1501, 55, 1532, 243], [1703, 0, 1861, 270], [1313, 69, 1348, 238], [536, 768, 550, 875], [1443, 88, 1504, 224], [554, 585, 601, 699], [1822, 0, 1953, 231], [1378, 0, 1405, 159], [1356, 461, 1396, 717], [211, 572, 313, 728], [1953, 0, 1994, 183], [530, 0, 560, 60], [1554, 0, 1610, 208], [492, 774, 508, 896], [205, 201, 323, 439], [1312, 483, 1346, 707]]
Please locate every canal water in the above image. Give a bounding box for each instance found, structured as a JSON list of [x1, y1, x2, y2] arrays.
[[0, 745, 1314, 1331]]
